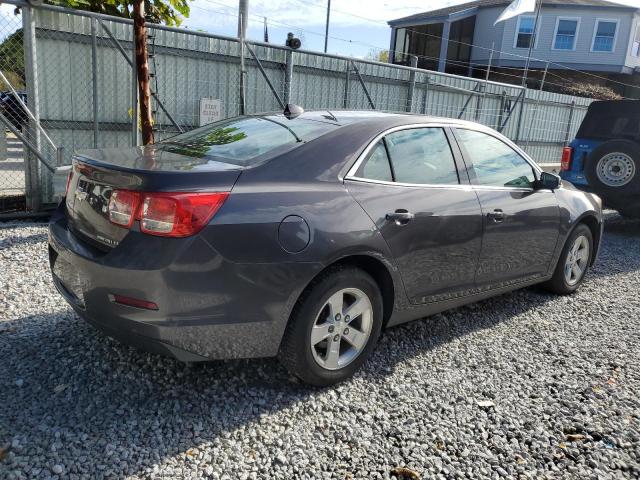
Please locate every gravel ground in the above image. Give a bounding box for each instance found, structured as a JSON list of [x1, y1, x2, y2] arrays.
[[1, 213, 639, 479]]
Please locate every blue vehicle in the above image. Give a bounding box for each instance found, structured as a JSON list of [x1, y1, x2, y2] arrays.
[[560, 100, 640, 218]]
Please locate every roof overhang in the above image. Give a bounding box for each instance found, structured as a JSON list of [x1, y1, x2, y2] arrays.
[[388, 6, 479, 27]]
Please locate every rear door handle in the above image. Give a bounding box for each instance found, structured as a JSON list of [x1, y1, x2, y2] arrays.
[[385, 209, 415, 225], [487, 209, 505, 222]]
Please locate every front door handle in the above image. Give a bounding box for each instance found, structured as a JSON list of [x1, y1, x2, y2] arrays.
[[385, 209, 415, 225], [487, 209, 505, 223]]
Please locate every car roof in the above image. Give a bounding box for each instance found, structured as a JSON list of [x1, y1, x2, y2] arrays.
[[255, 109, 478, 129]]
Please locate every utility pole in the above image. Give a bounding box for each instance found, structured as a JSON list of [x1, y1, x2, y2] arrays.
[[521, 0, 541, 88], [324, 0, 331, 53], [238, 0, 248, 114], [133, 0, 154, 145]]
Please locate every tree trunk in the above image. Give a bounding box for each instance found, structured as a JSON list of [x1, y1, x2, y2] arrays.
[[133, 0, 154, 145]]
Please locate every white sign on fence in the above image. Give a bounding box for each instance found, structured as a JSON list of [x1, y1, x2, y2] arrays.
[[199, 98, 221, 126]]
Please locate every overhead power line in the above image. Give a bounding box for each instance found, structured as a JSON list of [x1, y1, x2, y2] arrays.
[[193, 0, 638, 93]]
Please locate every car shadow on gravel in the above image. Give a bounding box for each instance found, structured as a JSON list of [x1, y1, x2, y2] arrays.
[[2, 285, 561, 477]]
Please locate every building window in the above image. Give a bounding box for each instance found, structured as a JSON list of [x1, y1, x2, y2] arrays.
[[553, 18, 579, 50], [592, 19, 618, 52], [515, 16, 537, 49], [632, 24, 640, 57]]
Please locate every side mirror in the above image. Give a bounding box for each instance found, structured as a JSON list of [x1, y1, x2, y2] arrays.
[[538, 171, 561, 190]]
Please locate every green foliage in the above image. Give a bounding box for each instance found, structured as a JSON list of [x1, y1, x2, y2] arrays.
[[0, 30, 24, 84], [0, 71, 25, 91], [365, 49, 389, 63], [44, 0, 192, 26]]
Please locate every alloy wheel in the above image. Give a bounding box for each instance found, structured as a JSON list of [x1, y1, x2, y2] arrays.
[[564, 235, 589, 286], [310, 288, 373, 370]]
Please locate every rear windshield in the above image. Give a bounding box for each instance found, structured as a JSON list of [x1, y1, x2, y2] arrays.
[[576, 102, 640, 142], [157, 116, 338, 166]]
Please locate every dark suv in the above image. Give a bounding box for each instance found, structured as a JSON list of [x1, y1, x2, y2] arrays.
[[560, 100, 640, 217]]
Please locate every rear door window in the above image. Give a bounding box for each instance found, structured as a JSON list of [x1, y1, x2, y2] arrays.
[[355, 141, 393, 182], [455, 129, 536, 188], [384, 128, 459, 185]]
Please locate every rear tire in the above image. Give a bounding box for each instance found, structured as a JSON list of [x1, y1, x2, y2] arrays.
[[584, 140, 640, 196], [541, 224, 593, 295], [278, 266, 383, 387]]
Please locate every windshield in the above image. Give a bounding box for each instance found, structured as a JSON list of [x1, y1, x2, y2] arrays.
[[157, 116, 338, 166]]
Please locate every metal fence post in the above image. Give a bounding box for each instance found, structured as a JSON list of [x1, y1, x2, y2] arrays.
[[343, 62, 350, 109], [497, 90, 506, 129], [422, 75, 430, 114], [514, 88, 527, 144], [406, 55, 417, 112], [284, 49, 293, 105], [22, 5, 41, 212], [91, 18, 99, 148], [564, 101, 576, 146]]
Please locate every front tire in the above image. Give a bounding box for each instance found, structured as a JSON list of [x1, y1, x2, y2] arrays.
[[542, 224, 593, 295], [278, 266, 383, 386]]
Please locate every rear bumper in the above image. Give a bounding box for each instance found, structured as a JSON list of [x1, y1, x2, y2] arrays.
[[48, 206, 322, 361]]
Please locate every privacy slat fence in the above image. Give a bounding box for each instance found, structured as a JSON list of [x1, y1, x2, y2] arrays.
[[0, 2, 594, 212]]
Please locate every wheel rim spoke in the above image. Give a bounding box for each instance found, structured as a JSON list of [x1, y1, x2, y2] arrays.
[[343, 327, 367, 350], [572, 263, 582, 278], [324, 339, 341, 369], [326, 291, 344, 320], [343, 297, 368, 321], [311, 323, 332, 346]]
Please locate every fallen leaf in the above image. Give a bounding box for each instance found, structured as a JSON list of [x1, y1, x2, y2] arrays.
[[390, 466, 421, 480], [0, 443, 9, 461], [435, 440, 445, 450], [476, 400, 495, 409], [515, 455, 526, 464], [566, 434, 586, 442], [558, 443, 567, 449], [592, 386, 603, 393], [186, 448, 197, 457], [607, 378, 617, 385]]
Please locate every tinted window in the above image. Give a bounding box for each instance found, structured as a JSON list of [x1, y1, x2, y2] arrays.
[[355, 141, 393, 181], [384, 128, 459, 185], [158, 116, 336, 166], [456, 129, 536, 188]]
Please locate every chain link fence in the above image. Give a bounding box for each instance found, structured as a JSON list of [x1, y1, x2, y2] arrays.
[[0, 1, 593, 215]]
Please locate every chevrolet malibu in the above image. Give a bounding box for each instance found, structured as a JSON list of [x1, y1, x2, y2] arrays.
[[49, 109, 603, 386]]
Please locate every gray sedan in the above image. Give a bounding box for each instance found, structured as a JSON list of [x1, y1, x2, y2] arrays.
[[49, 109, 603, 386]]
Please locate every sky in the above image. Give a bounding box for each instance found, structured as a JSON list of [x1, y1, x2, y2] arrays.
[[1, 0, 638, 56], [183, 0, 465, 57]]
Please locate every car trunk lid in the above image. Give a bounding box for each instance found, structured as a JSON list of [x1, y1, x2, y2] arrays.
[[65, 146, 242, 249]]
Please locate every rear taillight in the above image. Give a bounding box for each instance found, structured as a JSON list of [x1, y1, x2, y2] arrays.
[[561, 147, 573, 171], [108, 190, 140, 228], [107, 190, 228, 237]]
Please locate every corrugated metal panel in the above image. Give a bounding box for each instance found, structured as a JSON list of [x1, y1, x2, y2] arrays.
[[32, 9, 598, 203]]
